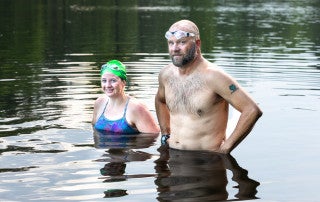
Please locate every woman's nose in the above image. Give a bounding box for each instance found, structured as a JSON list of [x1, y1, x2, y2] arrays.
[[107, 80, 113, 86]]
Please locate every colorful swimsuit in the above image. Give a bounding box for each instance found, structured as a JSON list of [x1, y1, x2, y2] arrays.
[[94, 98, 139, 134]]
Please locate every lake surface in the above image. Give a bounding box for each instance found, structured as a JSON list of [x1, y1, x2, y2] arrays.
[[0, 0, 319, 201]]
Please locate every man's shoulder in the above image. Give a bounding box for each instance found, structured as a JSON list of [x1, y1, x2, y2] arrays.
[[201, 62, 226, 78], [161, 64, 173, 71], [159, 64, 174, 78], [204, 61, 222, 72]]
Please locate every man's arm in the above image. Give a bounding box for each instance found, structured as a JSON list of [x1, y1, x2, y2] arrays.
[[155, 70, 171, 135], [221, 98, 262, 153], [214, 70, 262, 153]]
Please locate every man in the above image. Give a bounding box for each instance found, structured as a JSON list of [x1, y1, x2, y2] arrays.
[[155, 20, 262, 154]]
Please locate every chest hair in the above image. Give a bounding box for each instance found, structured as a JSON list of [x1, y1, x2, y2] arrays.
[[166, 73, 208, 115]]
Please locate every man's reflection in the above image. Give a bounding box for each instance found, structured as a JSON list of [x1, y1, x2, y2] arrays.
[[93, 129, 157, 198], [154, 145, 260, 201]]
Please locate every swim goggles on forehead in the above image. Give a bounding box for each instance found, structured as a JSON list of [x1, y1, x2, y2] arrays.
[[102, 64, 119, 70], [165, 30, 196, 40]]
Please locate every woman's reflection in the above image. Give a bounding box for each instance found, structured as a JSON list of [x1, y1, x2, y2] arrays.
[[154, 145, 260, 201], [93, 129, 157, 198]]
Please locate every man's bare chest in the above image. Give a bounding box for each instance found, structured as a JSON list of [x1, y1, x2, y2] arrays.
[[165, 75, 221, 115]]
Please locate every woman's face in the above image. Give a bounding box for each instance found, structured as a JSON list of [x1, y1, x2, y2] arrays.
[[101, 73, 125, 97]]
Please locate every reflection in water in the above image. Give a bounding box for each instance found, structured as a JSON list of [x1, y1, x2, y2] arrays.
[[155, 145, 260, 201], [93, 129, 157, 150], [103, 188, 128, 198], [93, 129, 156, 198], [0, 0, 319, 201], [94, 130, 260, 201]]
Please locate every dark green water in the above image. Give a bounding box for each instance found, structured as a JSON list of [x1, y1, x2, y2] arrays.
[[0, 0, 319, 201]]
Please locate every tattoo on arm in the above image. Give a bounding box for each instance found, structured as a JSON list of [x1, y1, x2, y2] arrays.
[[229, 84, 238, 94]]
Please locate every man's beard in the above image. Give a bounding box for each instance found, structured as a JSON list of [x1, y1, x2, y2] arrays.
[[171, 43, 196, 67]]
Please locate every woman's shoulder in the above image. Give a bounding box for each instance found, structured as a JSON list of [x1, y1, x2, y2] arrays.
[[127, 97, 149, 113], [128, 96, 144, 107], [94, 95, 107, 106]]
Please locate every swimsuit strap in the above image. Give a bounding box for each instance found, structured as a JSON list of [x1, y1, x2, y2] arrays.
[[102, 99, 109, 114], [123, 97, 130, 117], [102, 97, 129, 118]]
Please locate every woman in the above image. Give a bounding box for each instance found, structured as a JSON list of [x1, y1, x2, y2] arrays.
[[92, 60, 160, 135]]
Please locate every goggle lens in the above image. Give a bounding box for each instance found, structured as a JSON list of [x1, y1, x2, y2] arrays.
[[165, 30, 196, 40]]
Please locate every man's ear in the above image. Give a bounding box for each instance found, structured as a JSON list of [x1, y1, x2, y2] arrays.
[[196, 39, 201, 45], [196, 39, 201, 50]]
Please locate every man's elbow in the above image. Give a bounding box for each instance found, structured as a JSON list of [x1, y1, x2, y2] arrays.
[[155, 94, 166, 105], [253, 105, 263, 120]]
